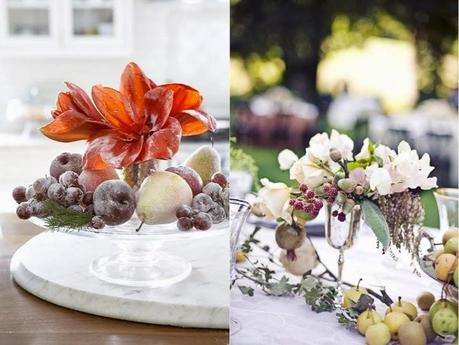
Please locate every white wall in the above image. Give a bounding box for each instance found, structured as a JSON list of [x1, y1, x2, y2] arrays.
[[0, 0, 229, 129]]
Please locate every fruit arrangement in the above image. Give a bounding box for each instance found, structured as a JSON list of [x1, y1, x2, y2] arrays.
[[12, 146, 229, 232], [341, 281, 458, 345]]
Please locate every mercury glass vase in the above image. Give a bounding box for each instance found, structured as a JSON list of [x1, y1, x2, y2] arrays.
[[324, 203, 361, 304]]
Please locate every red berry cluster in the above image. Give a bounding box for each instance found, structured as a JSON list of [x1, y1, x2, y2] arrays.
[[323, 183, 338, 204], [289, 184, 324, 217], [331, 209, 346, 222]]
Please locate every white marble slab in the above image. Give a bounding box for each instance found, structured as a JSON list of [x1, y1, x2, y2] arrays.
[[11, 231, 229, 329]]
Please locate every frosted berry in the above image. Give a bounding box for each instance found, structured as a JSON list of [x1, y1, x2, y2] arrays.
[[193, 212, 212, 230], [59, 171, 79, 188], [332, 210, 339, 217], [211, 172, 227, 188], [82, 192, 94, 206], [12, 186, 27, 204], [289, 199, 295, 206], [191, 193, 214, 212], [65, 187, 84, 205], [314, 199, 323, 209], [177, 217, 194, 231], [91, 216, 105, 229], [294, 200, 304, 209], [208, 204, 226, 224], [47, 183, 66, 202], [25, 185, 35, 200], [85, 204, 95, 216], [16, 202, 32, 219], [67, 204, 83, 213], [31, 201, 49, 218], [337, 212, 346, 222], [202, 182, 223, 200], [176, 205, 193, 218]]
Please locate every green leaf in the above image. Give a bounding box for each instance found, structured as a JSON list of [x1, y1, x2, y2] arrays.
[[238, 285, 254, 296], [361, 199, 390, 248]]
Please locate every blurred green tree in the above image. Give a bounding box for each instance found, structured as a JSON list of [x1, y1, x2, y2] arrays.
[[231, 0, 458, 105]]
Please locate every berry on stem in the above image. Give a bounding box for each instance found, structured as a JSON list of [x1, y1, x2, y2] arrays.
[[337, 212, 346, 222]]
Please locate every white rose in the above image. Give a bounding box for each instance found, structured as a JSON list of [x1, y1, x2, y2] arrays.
[[330, 129, 354, 161], [290, 155, 332, 188], [278, 149, 299, 170], [258, 178, 292, 222], [366, 165, 392, 195], [355, 138, 371, 161]]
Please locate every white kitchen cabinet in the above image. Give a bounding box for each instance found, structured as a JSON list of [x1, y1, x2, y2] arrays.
[[0, 0, 132, 57]]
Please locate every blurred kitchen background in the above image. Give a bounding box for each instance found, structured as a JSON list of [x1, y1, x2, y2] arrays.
[[0, 0, 229, 213], [230, 0, 458, 228]]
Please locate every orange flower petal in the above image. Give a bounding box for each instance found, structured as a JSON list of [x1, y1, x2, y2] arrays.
[[138, 117, 182, 161], [84, 130, 144, 169], [144, 87, 173, 131], [172, 109, 217, 136], [65, 82, 104, 122], [120, 62, 155, 126], [40, 110, 108, 142], [53, 92, 73, 118], [92, 85, 138, 132], [160, 83, 203, 114]]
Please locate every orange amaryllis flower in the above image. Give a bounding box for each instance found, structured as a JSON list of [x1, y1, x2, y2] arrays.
[[40, 62, 216, 169]]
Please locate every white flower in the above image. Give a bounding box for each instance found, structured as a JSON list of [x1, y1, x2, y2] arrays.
[[355, 138, 371, 161], [278, 149, 299, 170], [258, 178, 292, 222], [308, 132, 331, 162], [366, 165, 392, 195], [392, 141, 437, 191], [290, 155, 332, 188], [374, 144, 396, 165], [330, 129, 354, 161]]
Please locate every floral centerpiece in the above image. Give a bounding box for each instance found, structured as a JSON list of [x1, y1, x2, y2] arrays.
[[257, 130, 437, 258]]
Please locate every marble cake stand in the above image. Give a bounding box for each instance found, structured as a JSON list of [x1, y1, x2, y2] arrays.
[[10, 230, 229, 329]]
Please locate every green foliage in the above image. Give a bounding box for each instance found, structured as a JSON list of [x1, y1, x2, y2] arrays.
[[44, 200, 92, 231], [361, 199, 390, 248], [230, 138, 260, 190]]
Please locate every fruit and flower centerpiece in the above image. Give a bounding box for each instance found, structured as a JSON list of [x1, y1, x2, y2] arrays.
[[233, 130, 456, 344], [12, 62, 229, 233], [11, 63, 229, 287]]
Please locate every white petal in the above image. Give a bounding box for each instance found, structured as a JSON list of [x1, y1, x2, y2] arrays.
[[278, 149, 299, 170]]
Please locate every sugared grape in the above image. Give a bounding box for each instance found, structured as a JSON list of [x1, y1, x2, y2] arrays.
[[12, 186, 27, 204], [177, 217, 194, 231], [176, 205, 193, 218], [202, 182, 222, 200], [31, 201, 49, 218], [193, 212, 212, 230], [211, 172, 227, 188], [16, 202, 32, 219], [65, 187, 84, 205], [208, 205, 226, 224], [59, 171, 79, 188], [67, 204, 83, 213], [32, 177, 48, 196], [191, 193, 214, 212], [84, 204, 95, 216], [82, 192, 93, 206], [91, 216, 105, 229], [47, 183, 66, 202], [25, 185, 35, 200]]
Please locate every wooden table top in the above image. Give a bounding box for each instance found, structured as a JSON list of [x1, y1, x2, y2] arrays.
[[0, 214, 228, 345]]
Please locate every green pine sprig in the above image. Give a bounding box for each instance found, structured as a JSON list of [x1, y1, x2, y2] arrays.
[[44, 200, 92, 231]]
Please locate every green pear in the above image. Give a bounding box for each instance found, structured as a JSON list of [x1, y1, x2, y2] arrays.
[[136, 171, 193, 225], [184, 146, 221, 184], [454, 266, 458, 287], [445, 237, 459, 255]]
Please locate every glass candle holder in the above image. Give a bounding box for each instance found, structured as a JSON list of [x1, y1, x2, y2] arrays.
[[324, 203, 361, 304], [434, 188, 459, 232]]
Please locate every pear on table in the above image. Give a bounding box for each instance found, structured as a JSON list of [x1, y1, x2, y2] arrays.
[[184, 145, 221, 185], [136, 171, 193, 225]]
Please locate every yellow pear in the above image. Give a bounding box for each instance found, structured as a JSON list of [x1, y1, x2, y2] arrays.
[[357, 309, 382, 335], [385, 297, 418, 320]]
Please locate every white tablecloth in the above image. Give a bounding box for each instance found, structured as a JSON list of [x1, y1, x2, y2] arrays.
[[231, 224, 448, 345]]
